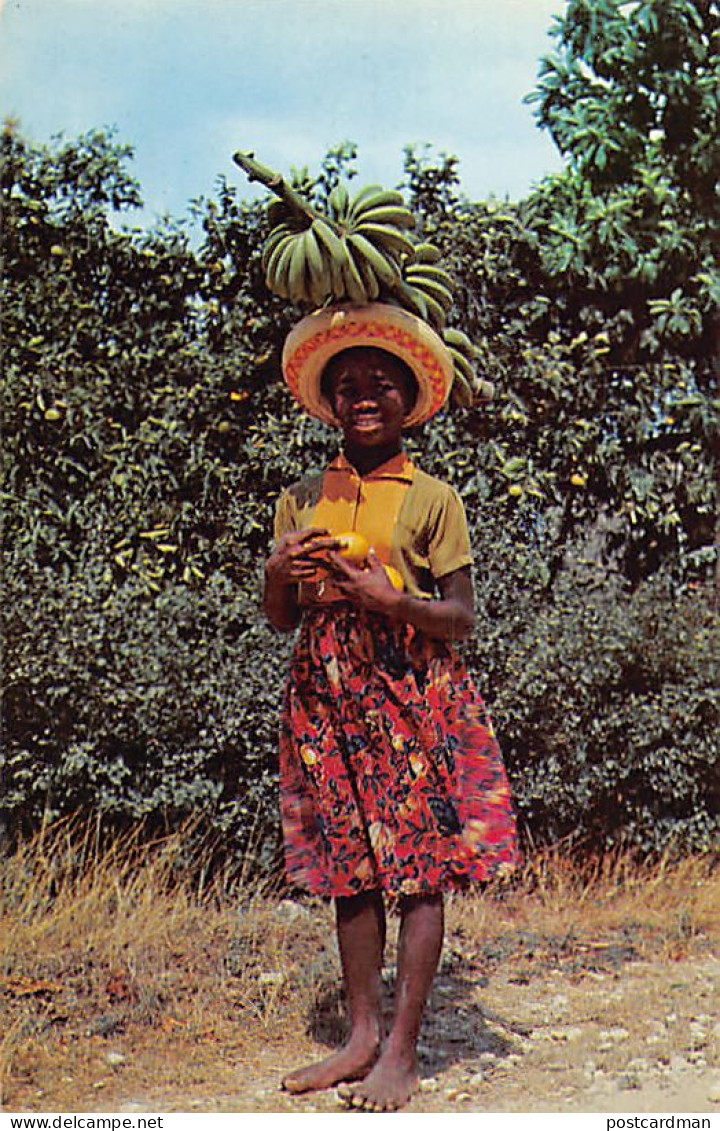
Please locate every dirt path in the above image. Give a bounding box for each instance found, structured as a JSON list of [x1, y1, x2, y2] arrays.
[[4, 883, 719, 1116], [91, 950, 720, 1115]]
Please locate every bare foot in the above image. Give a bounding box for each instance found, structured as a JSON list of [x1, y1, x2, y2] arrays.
[[336, 1048, 419, 1112], [281, 1033, 379, 1095]]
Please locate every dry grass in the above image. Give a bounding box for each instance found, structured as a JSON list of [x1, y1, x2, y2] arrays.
[[447, 841, 720, 956], [0, 817, 332, 1109], [1, 818, 718, 1111]]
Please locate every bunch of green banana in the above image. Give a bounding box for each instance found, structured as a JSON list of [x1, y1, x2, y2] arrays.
[[396, 243, 455, 330], [238, 150, 459, 327], [262, 217, 337, 305], [443, 326, 494, 408], [343, 184, 417, 284], [258, 165, 423, 307], [235, 149, 497, 411], [323, 182, 418, 303]]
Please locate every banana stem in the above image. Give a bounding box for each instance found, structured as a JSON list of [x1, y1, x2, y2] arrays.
[[233, 150, 327, 228], [232, 151, 278, 185]]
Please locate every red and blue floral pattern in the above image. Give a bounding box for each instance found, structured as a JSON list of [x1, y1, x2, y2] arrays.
[[279, 604, 519, 899]]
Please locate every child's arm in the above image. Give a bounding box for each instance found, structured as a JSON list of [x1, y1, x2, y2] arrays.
[[329, 552, 475, 642], [263, 528, 339, 632], [400, 566, 475, 641]]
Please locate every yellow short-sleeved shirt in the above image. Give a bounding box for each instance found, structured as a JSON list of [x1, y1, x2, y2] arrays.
[[273, 451, 473, 603]]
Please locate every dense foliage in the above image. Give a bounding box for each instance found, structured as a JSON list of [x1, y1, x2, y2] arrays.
[[2, 0, 718, 864]]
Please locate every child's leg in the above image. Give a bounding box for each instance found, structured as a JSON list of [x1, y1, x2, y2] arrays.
[[338, 891, 444, 1110], [281, 888, 385, 1094]]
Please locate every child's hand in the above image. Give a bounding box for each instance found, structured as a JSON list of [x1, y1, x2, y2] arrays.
[[329, 549, 403, 615], [265, 528, 340, 586]]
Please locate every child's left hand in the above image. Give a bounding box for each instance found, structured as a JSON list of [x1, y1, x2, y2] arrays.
[[328, 549, 403, 615]]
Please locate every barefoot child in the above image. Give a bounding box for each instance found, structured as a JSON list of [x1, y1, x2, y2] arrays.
[[263, 303, 518, 1111]]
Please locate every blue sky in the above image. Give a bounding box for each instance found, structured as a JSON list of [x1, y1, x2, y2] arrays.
[[1, 0, 567, 226]]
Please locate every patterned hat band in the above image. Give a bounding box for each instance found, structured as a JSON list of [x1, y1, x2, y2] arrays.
[[281, 303, 455, 427]]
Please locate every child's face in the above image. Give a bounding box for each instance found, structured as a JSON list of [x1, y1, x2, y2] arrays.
[[323, 348, 415, 450]]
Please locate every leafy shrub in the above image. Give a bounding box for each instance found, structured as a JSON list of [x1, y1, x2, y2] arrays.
[[485, 573, 719, 855]]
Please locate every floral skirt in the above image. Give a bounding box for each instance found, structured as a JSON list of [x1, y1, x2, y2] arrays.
[[279, 603, 519, 899]]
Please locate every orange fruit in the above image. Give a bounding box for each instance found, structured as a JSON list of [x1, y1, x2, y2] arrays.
[[304, 530, 369, 584], [335, 531, 370, 563], [384, 565, 405, 591]]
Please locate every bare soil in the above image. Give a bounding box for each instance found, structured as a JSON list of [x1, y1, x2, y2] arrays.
[[3, 890, 719, 1115]]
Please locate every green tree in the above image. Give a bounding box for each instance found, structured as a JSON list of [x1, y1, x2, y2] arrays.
[[2, 120, 717, 861], [525, 0, 718, 331], [507, 0, 719, 584], [1, 125, 288, 854]]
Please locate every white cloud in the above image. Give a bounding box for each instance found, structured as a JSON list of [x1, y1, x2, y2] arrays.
[[1, 0, 566, 217]]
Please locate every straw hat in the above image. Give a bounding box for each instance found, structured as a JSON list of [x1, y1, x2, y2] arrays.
[[281, 303, 455, 428]]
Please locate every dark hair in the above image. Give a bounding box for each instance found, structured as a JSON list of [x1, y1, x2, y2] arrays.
[[320, 347, 419, 411]]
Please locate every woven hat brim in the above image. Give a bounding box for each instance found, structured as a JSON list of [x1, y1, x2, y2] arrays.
[[281, 303, 454, 428]]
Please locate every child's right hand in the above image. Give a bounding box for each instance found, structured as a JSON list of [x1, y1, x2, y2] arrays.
[[265, 528, 340, 587]]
